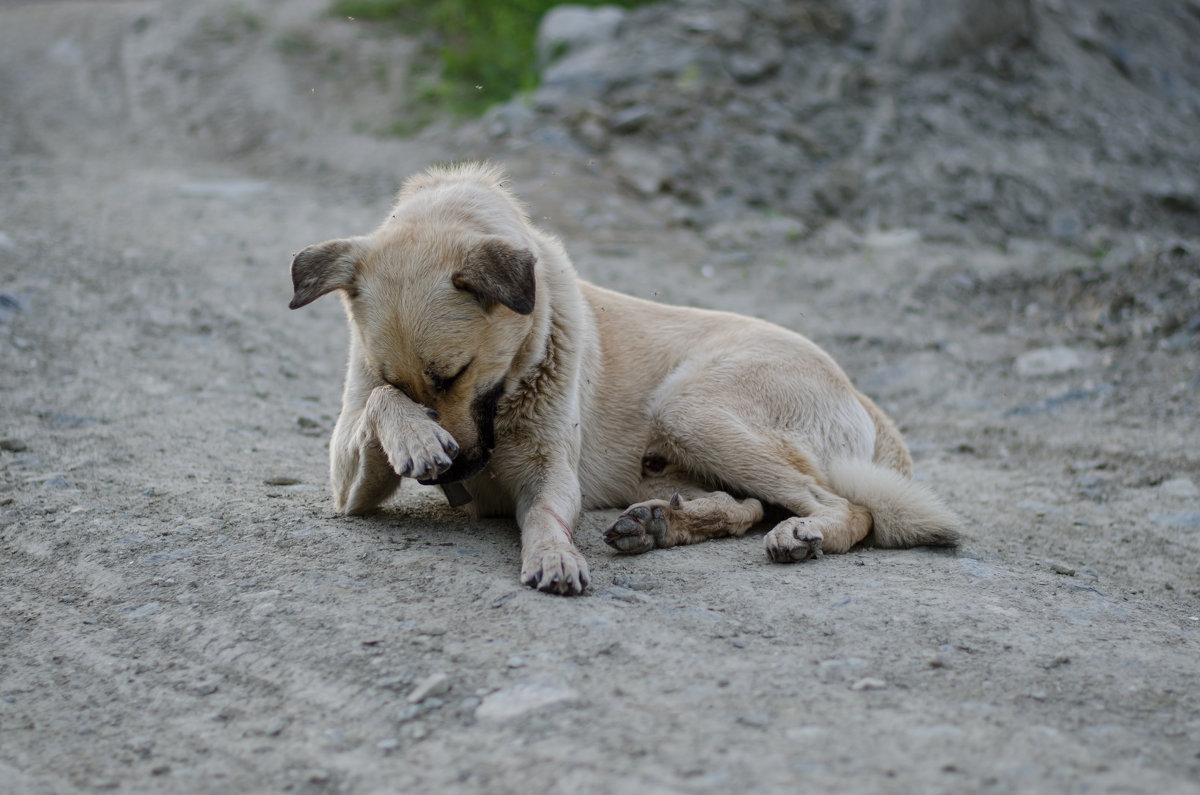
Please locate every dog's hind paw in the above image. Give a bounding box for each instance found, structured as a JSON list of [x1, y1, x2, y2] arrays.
[[603, 502, 670, 554], [764, 517, 824, 563]]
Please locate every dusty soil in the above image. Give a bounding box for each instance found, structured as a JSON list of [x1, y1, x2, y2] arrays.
[[1, 1, 1199, 793]]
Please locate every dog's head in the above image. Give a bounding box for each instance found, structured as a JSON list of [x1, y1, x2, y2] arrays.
[[289, 225, 537, 484]]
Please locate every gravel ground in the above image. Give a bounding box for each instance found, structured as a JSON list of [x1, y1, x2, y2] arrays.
[[1, 1, 1198, 793]]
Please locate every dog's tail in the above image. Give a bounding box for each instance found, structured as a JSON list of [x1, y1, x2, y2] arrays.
[[826, 459, 961, 548]]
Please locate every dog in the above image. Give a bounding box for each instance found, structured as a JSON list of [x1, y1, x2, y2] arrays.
[[288, 162, 960, 595]]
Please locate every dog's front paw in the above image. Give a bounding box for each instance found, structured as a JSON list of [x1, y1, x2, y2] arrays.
[[375, 420, 459, 482], [520, 546, 590, 596], [361, 388, 459, 481], [603, 502, 670, 554], [764, 517, 823, 563]]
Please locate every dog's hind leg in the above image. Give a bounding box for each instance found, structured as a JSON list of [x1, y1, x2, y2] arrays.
[[604, 471, 765, 554], [627, 395, 876, 560]]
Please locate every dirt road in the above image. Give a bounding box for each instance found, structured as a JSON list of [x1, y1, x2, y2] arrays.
[[2, 2, 1198, 793]]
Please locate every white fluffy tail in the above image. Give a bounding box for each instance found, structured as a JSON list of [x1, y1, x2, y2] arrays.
[[826, 459, 961, 548]]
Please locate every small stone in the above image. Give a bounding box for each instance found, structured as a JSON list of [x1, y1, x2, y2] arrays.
[[377, 738, 399, 752], [850, 677, 888, 691], [612, 146, 668, 197], [407, 672, 451, 703], [296, 416, 321, 429], [125, 736, 154, 757], [475, 676, 579, 721], [536, 5, 626, 66], [177, 180, 271, 201], [0, 293, 25, 324], [415, 625, 447, 637], [1014, 346, 1089, 378], [609, 106, 653, 133], [596, 586, 651, 603], [506, 656, 525, 669], [249, 602, 276, 618], [1150, 511, 1200, 529], [0, 438, 28, 452], [263, 476, 301, 486], [1050, 563, 1076, 576], [192, 681, 219, 697], [1160, 478, 1200, 499]]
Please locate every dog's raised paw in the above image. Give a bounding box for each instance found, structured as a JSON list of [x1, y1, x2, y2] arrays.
[[520, 547, 590, 596], [764, 518, 823, 563], [603, 502, 670, 554]]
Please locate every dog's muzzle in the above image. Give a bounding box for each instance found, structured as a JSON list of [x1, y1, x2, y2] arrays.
[[415, 381, 504, 489]]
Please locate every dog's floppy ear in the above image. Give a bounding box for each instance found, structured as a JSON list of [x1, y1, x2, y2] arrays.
[[452, 238, 536, 315], [289, 237, 367, 310]]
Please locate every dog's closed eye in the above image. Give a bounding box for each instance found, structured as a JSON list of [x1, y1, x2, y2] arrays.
[[427, 360, 472, 394]]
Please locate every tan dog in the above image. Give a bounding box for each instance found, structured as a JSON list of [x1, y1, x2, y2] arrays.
[[289, 163, 960, 595]]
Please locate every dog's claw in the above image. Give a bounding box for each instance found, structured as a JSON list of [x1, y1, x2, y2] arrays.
[[520, 548, 589, 596]]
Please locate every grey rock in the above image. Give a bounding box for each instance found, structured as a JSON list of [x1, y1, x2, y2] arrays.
[[611, 146, 668, 198], [595, 586, 651, 603], [1160, 478, 1200, 499], [0, 438, 28, 452], [880, 0, 1035, 68], [816, 657, 868, 684], [536, 5, 626, 67], [1149, 511, 1200, 529], [1005, 383, 1114, 416], [475, 676, 579, 721], [850, 677, 889, 691], [407, 672, 451, 704], [0, 293, 26, 324], [725, 41, 783, 83], [1014, 347, 1090, 378], [609, 105, 653, 134], [177, 180, 271, 201]]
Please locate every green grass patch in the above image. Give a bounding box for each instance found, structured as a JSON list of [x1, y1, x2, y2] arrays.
[[329, 0, 650, 118]]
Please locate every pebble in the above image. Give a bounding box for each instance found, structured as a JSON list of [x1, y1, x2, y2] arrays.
[[1050, 563, 1077, 576], [192, 680, 219, 697], [850, 677, 888, 691], [595, 586, 651, 603], [177, 180, 272, 200], [536, 4, 626, 66], [475, 676, 579, 721], [1149, 511, 1200, 529], [1160, 477, 1200, 499], [0, 292, 25, 324], [0, 438, 28, 452], [263, 476, 301, 486], [1014, 346, 1089, 378], [124, 736, 154, 758], [816, 657, 868, 684], [406, 672, 451, 703]]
